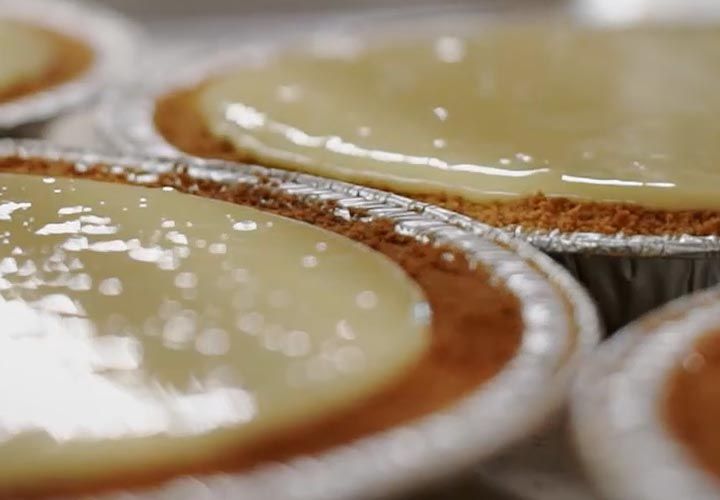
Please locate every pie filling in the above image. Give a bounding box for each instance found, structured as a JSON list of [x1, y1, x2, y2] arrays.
[[0, 20, 93, 104], [664, 329, 720, 483], [0, 21, 54, 93], [0, 158, 523, 498], [156, 23, 720, 235]]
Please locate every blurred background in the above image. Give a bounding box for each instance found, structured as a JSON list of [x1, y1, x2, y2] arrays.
[[92, 0, 720, 24], [89, 0, 554, 50], [96, 0, 523, 20], [87, 0, 720, 48], [91, 0, 566, 36]]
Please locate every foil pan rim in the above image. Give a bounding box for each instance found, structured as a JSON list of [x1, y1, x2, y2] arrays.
[[571, 286, 720, 500], [431, 210, 720, 257], [96, 26, 720, 258], [0, 139, 600, 500], [0, 0, 141, 129]]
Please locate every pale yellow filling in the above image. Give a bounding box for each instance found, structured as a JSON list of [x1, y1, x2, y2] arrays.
[[0, 20, 55, 93], [199, 23, 720, 210], [0, 173, 429, 488]]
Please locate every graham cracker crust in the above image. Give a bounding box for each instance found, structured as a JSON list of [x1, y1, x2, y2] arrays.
[[0, 23, 94, 105], [0, 157, 523, 498], [154, 85, 720, 237], [664, 329, 720, 482]]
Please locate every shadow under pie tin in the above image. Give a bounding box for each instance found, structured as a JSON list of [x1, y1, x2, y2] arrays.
[[0, 0, 140, 129], [0, 139, 599, 499], [571, 287, 720, 500], [96, 2, 720, 335]]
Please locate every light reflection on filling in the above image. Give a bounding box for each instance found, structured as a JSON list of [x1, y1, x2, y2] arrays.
[[0, 173, 429, 488], [198, 24, 720, 210]]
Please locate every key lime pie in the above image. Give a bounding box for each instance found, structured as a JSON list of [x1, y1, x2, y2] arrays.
[[666, 328, 720, 483], [0, 19, 92, 104], [0, 149, 598, 499], [573, 288, 720, 500], [155, 22, 720, 236]]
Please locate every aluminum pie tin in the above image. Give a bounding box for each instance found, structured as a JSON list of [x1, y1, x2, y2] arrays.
[[0, 0, 140, 130], [0, 139, 600, 500], [96, 7, 720, 334], [571, 287, 720, 500]]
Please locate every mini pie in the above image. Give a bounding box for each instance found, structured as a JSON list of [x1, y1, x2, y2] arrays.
[[666, 328, 720, 483], [0, 19, 93, 105], [573, 288, 720, 500], [155, 22, 720, 236], [0, 153, 591, 498]]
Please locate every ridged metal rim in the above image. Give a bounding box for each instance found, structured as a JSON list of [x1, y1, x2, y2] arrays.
[[571, 286, 720, 500], [0, 0, 141, 129], [0, 139, 600, 500], [96, 7, 720, 258]]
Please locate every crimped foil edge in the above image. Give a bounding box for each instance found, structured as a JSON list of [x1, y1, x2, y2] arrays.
[[0, 139, 600, 500]]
